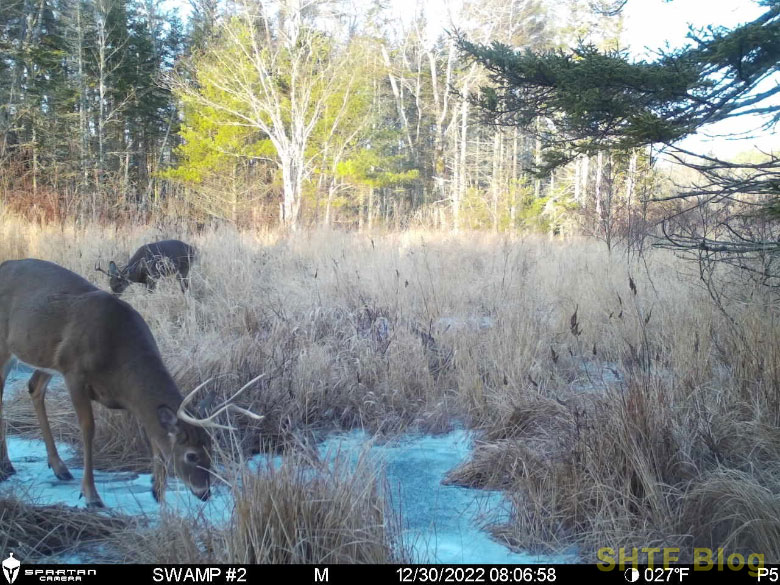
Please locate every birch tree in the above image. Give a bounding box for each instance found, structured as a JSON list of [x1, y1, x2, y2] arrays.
[[171, 0, 353, 230]]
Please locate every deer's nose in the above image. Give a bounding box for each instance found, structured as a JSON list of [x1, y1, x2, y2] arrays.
[[192, 485, 211, 501]]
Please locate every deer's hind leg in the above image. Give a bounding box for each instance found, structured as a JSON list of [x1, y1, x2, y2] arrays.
[[177, 271, 190, 293], [0, 354, 16, 480], [29, 370, 73, 481]]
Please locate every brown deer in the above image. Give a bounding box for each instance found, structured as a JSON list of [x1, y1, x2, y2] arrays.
[[97, 240, 196, 295], [0, 259, 260, 508]]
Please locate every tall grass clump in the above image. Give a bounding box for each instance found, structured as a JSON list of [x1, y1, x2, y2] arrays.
[[226, 449, 400, 563], [446, 257, 780, 562], [110, 446, 400, 564]]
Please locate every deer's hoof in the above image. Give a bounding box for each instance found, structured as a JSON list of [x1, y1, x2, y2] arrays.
[[80, 491, 105, 508], [0, 461, 16, 481], [55, 469, 74, 481], [83, 496, 105, 509]]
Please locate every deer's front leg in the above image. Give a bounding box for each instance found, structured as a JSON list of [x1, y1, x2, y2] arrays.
[[67, 378, 104, 508], [0, 358, 16, 481], [151, 444, 167, 502]]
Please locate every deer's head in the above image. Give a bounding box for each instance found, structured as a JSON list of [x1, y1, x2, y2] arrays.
[[107, 261, 132, 295], [169, 375, 265, 502], [158, 406, 213, 501]]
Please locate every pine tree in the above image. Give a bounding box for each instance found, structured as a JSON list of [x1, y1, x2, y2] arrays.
[[458, 1, 780, 281]]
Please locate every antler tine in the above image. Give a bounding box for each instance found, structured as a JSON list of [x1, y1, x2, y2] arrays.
[[226, 404, 264, 421], [222, 373, 266, 411], [177, 379, 237, 430], [177, 378, 217, 425], [95, 260, 110, 276], [177, 407, 238, 431]]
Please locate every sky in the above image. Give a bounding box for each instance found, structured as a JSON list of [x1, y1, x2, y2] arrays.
[[619, 0, 777, 157], [621, 0, 766, 59]]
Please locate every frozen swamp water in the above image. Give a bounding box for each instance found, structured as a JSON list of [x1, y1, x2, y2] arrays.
[[1, 364, 577, 564]]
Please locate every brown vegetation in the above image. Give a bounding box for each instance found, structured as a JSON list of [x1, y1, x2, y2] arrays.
[[1, 211, 779, 562]]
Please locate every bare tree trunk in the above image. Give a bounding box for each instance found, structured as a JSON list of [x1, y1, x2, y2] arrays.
[[581, 155, 589, 207], [510, 128, 518, 229], [368, 186, 374, 231], [625, 150, 637, 202], [491, 130, 501, 231], [31, 125, 38, 199], [595, 151, 603, 217], [454, 94, 469, 232], [381, 45, 414, 155], [428, 39, 454, 198], [75, 0, 89, 190], [574, 157, 581, 204], [281, 152, 304, 231], [97, 8, 107, 195], [123, 150, 130, 202], [324, 179, 336, 227], [534, 119, 542, 199]]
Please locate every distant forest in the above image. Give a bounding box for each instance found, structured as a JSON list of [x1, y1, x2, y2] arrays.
[[0, 0, 775, 239]]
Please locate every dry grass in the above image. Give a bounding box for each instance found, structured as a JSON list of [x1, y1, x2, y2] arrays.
[[2, 211, 780, 563], [110, 447, 401, 564], [0, 496, 135, 560], [225, 450, 400, 563]]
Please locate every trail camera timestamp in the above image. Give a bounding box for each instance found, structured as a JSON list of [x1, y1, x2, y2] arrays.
[[396, 567, 557, 583]]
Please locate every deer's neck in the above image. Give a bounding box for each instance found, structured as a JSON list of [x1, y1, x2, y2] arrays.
[[124, 364, 183, 443]]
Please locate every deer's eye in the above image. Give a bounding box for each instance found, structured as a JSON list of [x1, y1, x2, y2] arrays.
[[185, 452, 199, 464]]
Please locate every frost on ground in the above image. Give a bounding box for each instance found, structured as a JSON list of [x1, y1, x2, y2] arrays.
[[2, 365, 575, 564], [571, 361, 623, 394]]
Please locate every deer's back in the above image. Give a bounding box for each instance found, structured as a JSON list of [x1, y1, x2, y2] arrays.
[[129, 240, 194, 266]]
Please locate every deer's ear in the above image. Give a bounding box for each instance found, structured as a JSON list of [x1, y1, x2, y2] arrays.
[[108, 261, 120, 277], [158, 406, 179, 435]]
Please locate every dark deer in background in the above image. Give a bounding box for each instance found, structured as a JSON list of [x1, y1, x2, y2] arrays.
[[97, 240, 195, 295]]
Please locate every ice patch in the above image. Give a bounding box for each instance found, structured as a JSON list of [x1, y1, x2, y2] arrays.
[[1, 437, 233, 522], [319, 430, 576, 564]]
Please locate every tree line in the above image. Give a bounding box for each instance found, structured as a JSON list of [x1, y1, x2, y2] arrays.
[[1, 0, 644, 234], [2, 0, 775, 251]]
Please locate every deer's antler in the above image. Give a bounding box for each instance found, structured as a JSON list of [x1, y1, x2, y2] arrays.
[[177, 374, 265, 431], [95, 261, 110, 276]]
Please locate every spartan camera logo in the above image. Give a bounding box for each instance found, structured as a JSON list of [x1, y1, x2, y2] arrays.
[[2, 553, 19, 584]]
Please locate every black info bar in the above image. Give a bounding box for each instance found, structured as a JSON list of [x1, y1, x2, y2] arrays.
[[7, 563, 777, 584]]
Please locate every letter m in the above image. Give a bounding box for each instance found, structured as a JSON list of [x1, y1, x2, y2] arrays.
[[314, 568, 328, 582]]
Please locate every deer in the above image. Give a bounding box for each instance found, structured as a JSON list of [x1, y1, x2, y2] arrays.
[[0, 258, 261, 508], [96, 239, 196, 295]]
